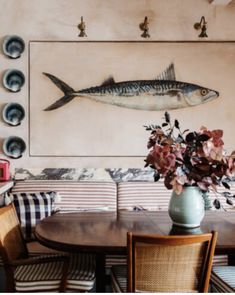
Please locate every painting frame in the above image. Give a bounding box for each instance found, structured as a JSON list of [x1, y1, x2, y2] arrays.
[[28, 40, 235, 157]]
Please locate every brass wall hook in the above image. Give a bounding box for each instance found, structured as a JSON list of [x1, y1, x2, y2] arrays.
[[139, 16, 150, 38], [194, 16, 208, 38], [78, 16, 87, 37]]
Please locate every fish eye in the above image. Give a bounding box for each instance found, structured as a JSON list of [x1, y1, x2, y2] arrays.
[[200, 89, 209, 96]]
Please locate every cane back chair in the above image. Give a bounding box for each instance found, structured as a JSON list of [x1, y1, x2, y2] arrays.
[[111, 231, 217, 293], [0, 204, 95, 292]]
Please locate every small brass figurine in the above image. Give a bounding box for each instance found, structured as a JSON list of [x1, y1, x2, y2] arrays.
[[78, 16, 87, 37], [194, 16, 208, 38], [139, 16, 150, 38]]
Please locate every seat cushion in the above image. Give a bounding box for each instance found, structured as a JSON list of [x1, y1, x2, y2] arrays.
[[14, 253, 95, 292], [111, 265, 127, 293], [66, 253, 96, 291], [14, 257, 65, 292], [211, 266, 235, 293]]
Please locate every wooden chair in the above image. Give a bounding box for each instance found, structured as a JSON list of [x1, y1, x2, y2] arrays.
[[0, 204, 95, 292], [111, 231, 217, 293], [210, 266, 235, 292]]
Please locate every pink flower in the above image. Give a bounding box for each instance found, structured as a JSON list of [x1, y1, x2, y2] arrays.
[[147, 145, 176, 175], [145, 112, 235, 197], [202, 140, 223, 161]]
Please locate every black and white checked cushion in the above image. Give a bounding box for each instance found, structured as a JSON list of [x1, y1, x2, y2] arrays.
[[14, 253, 95, 292], [211, 266, 235, 293], [8, 191, 56, 239]]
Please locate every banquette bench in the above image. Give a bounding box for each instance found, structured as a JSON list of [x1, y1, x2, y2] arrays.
[[7, 178, 229, 270]]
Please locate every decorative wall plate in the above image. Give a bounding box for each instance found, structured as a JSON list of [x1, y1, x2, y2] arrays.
[[2, 35, 25, 59], [3, 69, 25, 92], [3, 136, 26, 159], [2, 103, 25, 126]]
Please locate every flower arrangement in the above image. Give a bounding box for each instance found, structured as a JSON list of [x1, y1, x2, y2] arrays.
[[144, 112, 235, 208]]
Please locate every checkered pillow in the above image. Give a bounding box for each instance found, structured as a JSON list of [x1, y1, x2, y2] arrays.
[[6, 192, 56, 240]]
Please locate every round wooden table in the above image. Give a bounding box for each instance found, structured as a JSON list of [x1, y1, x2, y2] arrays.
[[35, 210, 235, 292]]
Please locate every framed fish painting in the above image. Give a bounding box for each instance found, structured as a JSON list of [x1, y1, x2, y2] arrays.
[[29, 41, 235, 157]]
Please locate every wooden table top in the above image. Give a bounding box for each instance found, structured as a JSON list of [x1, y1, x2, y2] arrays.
[[35, 210, 235, 255]]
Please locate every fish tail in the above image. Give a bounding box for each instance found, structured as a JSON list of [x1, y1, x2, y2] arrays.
[[43, 73, 76, 111]]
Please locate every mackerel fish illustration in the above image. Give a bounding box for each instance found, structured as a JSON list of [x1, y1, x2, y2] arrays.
[[43, 64, 219, 111]]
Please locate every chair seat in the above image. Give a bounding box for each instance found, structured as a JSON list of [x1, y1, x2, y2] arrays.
[[111, 265, 127, 293], [211, 266, 235, 293], [15, 254, 95, 292], [66, 253, 96, 291]]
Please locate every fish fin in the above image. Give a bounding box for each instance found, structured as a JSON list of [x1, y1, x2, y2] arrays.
[[43, 72, 75, 94], [44, 94, 76, 111], [101, 76, 116, 86], [156, 63, 176, 81]]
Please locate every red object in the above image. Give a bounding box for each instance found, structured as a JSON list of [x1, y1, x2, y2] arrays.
[[0, 159, 10, 181]]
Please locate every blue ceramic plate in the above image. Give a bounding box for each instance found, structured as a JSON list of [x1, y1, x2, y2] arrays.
[[3, 69, 25, 92], [2, 103, 25, 126], [2, 35, 25, 59], [3, 136, 26, 159]]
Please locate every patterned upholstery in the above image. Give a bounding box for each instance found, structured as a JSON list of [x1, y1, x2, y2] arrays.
[[11, 180, 117, 212], [211, 266, 235, 293], [7, 191, 56, 239], [117, 180, 171, 211], [14, 254, 95, 292], [111, 265, 127, 293], [208, 182, 235, 211]]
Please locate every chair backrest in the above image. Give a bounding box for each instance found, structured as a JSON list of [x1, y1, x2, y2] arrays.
[[0, 204, 28, 263], [127, 231, 217, 293]]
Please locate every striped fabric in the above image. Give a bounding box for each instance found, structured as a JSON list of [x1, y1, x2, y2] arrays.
[[12, 180, 117, 212], [111, 265, 127, 293], [213, 255, 228, 266], [14, 253, 95, 292], [8, 191, 56, 239], [14, 255, 66, 292], [208, 182, 235, 211], [117, 180, 171, 211], [67, 253, 95, 291], [211, 266, 235, 293]]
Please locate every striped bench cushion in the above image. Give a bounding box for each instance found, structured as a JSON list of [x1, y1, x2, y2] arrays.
[[213, 255, 228, 266], [12, 180, 117, 212], [14, 253, 95, 292], [211, 266, 235, 293], [208, 183, 235, 211], [117, 180, 171, 211]]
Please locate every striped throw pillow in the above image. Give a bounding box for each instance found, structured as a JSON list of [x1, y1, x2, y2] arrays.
[[7, 192, 56, 240]]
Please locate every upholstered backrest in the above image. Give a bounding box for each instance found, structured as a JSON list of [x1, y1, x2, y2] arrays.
[[117, 180, 171, 211], [12, 181, 117, 212], [0, 204, 28, 262]]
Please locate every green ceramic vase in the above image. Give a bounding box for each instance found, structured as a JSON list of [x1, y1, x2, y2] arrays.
[[168, 186, 205, 228]]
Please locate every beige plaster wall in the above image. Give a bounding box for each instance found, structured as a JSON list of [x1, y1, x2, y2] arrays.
[[0, 0, 235, 171]]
